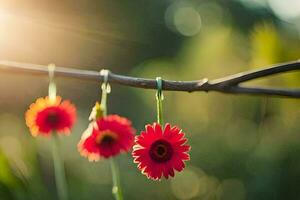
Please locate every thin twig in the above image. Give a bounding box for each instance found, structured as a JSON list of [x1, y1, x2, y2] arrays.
[[0, 60, 299, 98]]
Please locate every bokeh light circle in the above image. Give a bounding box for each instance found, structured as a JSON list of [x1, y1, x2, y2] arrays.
[[170, 167, 203, 199], [165, 2, 202, 37], [268, 0, 300, 20]]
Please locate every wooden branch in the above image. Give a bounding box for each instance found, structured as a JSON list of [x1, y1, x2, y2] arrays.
[[0, 60, 299, 98]]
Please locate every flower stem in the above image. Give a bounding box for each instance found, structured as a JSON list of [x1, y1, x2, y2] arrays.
[[100, 71, 123, 200], [52, 136, 68, 200], [48, 64, 57, 102], [156, 77, 164, 125], [156, 95, 163, 125], [101, 84, 108, 116], [110, 158, 123, 200]]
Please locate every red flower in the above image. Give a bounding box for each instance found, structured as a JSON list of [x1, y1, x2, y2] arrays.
[[132, 123, 190, 180], [78, 115, 136, 161], [25, 96, 76, 136]]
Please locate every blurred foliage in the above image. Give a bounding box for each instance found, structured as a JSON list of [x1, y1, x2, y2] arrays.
[[0, 0, 300, 200]]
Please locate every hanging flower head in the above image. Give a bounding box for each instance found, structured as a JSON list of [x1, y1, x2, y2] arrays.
[[25, 96, 76, 136], [78, 114, 135, 161], [132, 123, 190, 180]]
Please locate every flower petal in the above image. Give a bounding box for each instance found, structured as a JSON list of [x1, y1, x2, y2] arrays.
[[132, 123, 191, 181]]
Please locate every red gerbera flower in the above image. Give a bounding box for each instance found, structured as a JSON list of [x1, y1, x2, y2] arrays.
[[132, 123, 190, 180], [78, 115, 136, 161], [25, 96, 76, 136]]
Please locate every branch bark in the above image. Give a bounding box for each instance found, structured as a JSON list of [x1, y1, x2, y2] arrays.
[[0, 60, 299, 98]]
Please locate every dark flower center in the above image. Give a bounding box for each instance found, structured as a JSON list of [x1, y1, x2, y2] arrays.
[[46, 111, 59, 125], [96, 131, 118, 146], [149, 139, 173, 163]]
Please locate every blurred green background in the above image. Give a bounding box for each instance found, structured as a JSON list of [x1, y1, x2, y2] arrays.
[[0, 0, 300, 199]]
